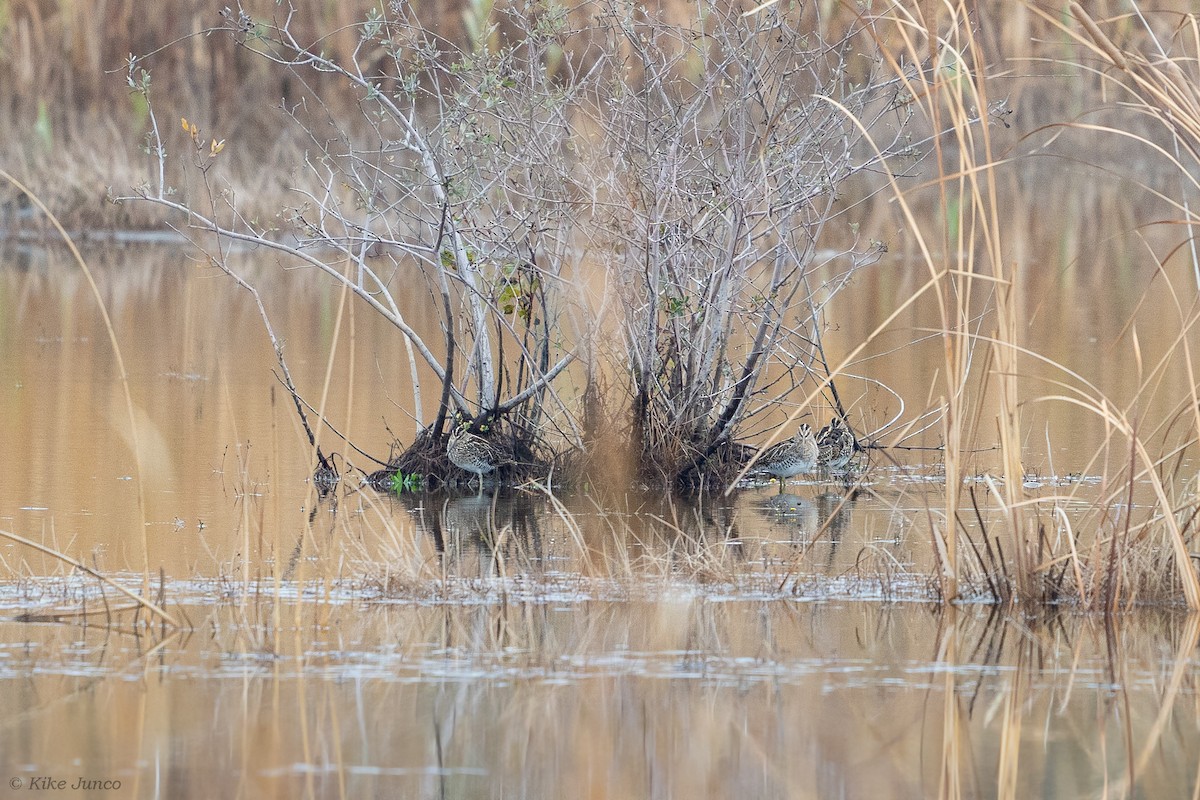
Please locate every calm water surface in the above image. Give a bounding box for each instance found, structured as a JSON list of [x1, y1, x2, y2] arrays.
[[1, 241, 1198, 798]]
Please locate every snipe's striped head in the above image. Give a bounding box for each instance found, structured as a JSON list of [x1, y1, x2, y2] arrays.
[[817, 417, 855, 470]]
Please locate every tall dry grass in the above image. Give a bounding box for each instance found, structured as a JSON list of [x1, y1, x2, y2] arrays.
[[866, 0, 1200, 609], [894, 1, 1025, 603]]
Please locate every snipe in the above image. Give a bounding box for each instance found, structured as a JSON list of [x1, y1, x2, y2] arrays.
[[447, 420, 502, 492], [757, 423, 819, 491], [816, 417, 856, 472]]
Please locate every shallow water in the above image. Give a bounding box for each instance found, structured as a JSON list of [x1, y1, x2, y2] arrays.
[[0, 597, 1196, 799], [2, 239, 1199, 797]]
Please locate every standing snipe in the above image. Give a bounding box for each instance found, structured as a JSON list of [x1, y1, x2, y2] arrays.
[[817, 417, 856, 472], [757, 423, 819, 491], [447, 421, 501, 491]]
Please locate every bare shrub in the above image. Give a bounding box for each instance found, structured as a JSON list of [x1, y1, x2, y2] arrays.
[[574, 3, 910, 487], [119, 1, 917, 488]]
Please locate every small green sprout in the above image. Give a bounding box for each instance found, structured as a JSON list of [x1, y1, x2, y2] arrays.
[[390, 471, 426, 494]]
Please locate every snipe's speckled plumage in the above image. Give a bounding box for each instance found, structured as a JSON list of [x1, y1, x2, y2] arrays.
[[757, 423, 819, 491], [447, 422, 502, 490], [817, 417, 856, 471]]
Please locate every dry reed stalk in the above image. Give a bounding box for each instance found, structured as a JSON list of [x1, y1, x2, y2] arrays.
[[1069, 3, 1128, 70], [270, 386, 284, 644], [938, 1, 1031, 604], [1053, 506, 1089, 602], [294, 244, 354, 582], [864, 0, 1007, 601], [0, 0, 1191, 234], [535, 483, 602, 576], [233, 437, 254, 621], [0, 527, 177, 626]]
